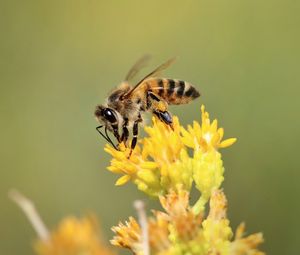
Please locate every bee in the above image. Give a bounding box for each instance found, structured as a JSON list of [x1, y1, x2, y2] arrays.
[[95, 56, 200, 156]]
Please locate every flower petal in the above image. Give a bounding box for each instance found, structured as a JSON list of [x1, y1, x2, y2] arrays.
[[115, 175, 131, 186], [219, 138, 237, 148]]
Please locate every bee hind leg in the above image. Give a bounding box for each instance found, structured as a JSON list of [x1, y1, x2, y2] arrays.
[[147, 92, 174, 130], [153, 110, 174, 130]]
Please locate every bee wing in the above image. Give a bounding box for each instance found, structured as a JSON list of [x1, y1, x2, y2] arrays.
[[123, 57, 176, 99], [124, 54, 152, 82]]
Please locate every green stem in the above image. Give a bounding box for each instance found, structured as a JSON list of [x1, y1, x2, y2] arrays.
[[192, 195, 208, 215]]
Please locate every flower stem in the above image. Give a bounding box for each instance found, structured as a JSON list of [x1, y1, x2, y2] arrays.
[[192, 196, 208, 215], [9, 189, 49, 241], [134, 200, 150, 255]]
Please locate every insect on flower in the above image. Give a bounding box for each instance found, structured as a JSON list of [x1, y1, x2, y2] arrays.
[[95, 56, 200, 156]]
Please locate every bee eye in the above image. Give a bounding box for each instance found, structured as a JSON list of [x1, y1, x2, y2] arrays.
[[103, 108, 117, 123]]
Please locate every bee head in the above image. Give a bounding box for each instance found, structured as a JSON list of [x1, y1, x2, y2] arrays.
[[94, 105, 118, 129]]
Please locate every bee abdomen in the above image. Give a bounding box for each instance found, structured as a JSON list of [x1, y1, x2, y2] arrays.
[[147, 78, 200, 105]]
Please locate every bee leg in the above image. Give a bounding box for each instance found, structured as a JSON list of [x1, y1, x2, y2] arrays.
[[153, 110, 174, 130], [128, 120, 139, 158], [147, 91, 160, 108], [111, 122, 121, 143], [146, 92, 174, 130], [96, 125, 119, 150], [121, 118, 129, 146]]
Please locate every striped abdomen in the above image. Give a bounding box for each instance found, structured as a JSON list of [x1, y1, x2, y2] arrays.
[[145, 78, 200, 105]]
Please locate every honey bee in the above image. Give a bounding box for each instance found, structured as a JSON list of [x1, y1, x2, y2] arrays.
[[95, 56, 200, 156]]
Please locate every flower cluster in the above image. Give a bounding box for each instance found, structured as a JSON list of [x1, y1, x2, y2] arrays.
[[105, 106, 235, 210], [10, 189, 115, 255], [106, 105, 265, 255], [112, 189, 264, 255], [34, 215, 115, 255]]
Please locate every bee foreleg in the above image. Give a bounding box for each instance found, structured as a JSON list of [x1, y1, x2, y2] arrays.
[[96, 125, 119, 150], [111, 123, 121, 143], [128, 120, 139, 158]]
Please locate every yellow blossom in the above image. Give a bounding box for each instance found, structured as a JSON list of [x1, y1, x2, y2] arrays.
[[192, 150, 224, 214], [159, 188, 202, 241], [107, 105, 264, 255], [111, 217, 143, 255], [105, 105, 235, 198], [111, 189, 264, 255], [105, 116, 193, 196], [34, 215, 115, 255], [230, 223, 265, 255], [148, 211, 171, 253], [202, 190, 233, 254], [181, 105, 237, 152]]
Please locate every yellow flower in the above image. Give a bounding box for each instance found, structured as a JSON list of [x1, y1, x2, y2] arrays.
[[230, 223, 265, 255], [159, 188, 202, 242], [112, 209, 172, 255], [34, 215, 115, 255], [105, 105, 235, 198], [107, 105, 264, 254], [111, 189, 264, 255], [202, 190, 233, 254], [148, 211, 171, 253], [181, 105, 237, 152], [111, 217, 143, 255], [192, 150, 224, 214], [105, 116, 193, 196]]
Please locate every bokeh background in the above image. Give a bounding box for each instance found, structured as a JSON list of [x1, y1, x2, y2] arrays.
[[1, 0, 299, 254]]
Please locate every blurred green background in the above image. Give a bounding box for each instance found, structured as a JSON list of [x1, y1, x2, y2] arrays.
[[1, 0, 299, 254]]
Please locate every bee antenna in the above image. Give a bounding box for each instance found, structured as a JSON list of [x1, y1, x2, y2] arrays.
[[96, 125, 119, 150]]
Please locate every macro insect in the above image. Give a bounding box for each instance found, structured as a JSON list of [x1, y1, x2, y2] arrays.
[[95, 56, 200, 156]]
